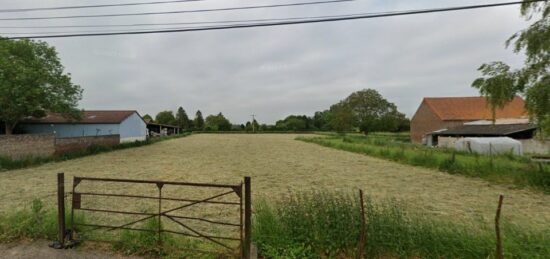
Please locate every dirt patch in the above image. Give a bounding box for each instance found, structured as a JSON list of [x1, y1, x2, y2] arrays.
[[0, 240, 140, 259], [0, 134, 549, 231]]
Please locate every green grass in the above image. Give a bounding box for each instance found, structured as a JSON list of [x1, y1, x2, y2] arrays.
[[0, 199, 85, 242], [253, 191, 550, 258], [298, 135, 550, 192], [0, 199, 233, 258], [0, 133, 190, 172]]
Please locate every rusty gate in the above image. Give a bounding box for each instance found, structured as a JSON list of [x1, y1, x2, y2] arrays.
[[55, 173, 252, 258]]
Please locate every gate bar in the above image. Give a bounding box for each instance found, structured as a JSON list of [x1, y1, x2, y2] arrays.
[[74, 192, 240, 205], [74, 176, 241, 188]]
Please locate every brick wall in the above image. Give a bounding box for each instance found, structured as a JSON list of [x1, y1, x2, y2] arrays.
[[0, 134, 55, 159], [410, 101, 469, 143], [55, 134, 120, 155]]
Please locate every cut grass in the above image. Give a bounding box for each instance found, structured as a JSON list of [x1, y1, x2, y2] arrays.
[[297, 135, 550, 192], [0, 134, 549, 236], [253, 191, 550, 258], [0, 133, 190, 172]]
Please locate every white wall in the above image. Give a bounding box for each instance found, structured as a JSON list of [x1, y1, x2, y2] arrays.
[[119, 113, 147, 143]]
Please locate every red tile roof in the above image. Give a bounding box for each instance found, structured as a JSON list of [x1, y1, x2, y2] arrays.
[[423, 96, 526, 121], [21, 110, 139, 124]]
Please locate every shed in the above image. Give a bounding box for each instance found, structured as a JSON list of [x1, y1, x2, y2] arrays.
[[455, 137, 523, 156], [145, 121, 180, 137], [18, 110, 147, 143], [410, 96, 526, 143]]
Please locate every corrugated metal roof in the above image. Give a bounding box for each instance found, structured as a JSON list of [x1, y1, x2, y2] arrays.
[[21, 110, 138, 124], [423, 96, 526, 121], [433, 124, 537, 136]]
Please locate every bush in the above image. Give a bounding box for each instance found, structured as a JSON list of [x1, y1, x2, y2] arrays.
[[0, 199, 85, 242], [253, 191, 550, 258]]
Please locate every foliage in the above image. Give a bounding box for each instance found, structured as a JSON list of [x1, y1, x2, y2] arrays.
[[193, 110, 205, 130], [472, 62, 520, 123], [298, 135, 550, 192], [204, 112, 231, 131], [154, 110, 177, 126], [0, 133, 190, 172], [329, 104, 353, 133], [0, 199, 85, 242], [275, 115, 315, 131], [253, 191, 549, 258], [338, 89, 408, 134], [472, 1, 550, 133], [142, 114, 153, 122], [175, 107, 192, 130], [0, 38, 82, 134]]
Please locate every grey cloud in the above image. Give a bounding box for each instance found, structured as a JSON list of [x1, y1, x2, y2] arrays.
[[0, 0, 531, 123]]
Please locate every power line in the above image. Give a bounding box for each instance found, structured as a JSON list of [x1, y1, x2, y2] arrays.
[[4, 0, 544, 39], [0, 0, 205, 13], [0, 0, 353, 21], [0, 13, 372, 29]]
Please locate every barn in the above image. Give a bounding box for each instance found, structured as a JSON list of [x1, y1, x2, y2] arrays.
[[410, 96, 526, 144], [18, 110, 147, 143]]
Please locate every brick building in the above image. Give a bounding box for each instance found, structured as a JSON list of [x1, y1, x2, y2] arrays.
[[410, 96, 526, 143]]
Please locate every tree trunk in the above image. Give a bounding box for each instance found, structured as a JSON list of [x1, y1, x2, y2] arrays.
[[5, 122, 14, 135]]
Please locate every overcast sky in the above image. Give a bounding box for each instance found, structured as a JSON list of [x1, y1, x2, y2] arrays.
[[1, 0, 531, 124]]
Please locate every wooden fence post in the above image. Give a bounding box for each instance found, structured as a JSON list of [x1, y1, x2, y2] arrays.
[[244, 176, 252, 259], [57, 173, 66, 248], [495, 194, 504, 259]]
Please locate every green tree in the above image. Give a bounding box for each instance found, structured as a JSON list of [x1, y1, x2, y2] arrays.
[[340, 89, 406, 134], [313, 110, 331, 131], [205, 112, 231, 131], [472, 1, 550, 134], [194, 110, 204, 130], [155, 110, 176, 125], [142, 114, 153, 122], [0, 38, 82, 134], [284, 116, 307, 131], [175, 107, 191, 130], [471, 62, 518, 124], [329, 104, 353, 133]]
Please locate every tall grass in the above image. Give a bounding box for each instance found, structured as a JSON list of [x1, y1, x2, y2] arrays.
[[0, 199, 85, 242], [298, 135, 550, 192], [0, 133, 190, 172], [253, 191, 550, 258]]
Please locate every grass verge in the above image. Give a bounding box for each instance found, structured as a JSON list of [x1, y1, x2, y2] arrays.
[[297, 135, 550, 192], [0, 133, 190, 172], [253, 191, 550, 258]]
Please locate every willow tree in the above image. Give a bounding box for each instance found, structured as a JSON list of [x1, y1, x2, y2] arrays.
[[0, 38, 82, 134], [472, 1, 550, 134]]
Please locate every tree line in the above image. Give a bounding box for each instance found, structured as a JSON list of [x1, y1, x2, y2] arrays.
[[144, 88, 410, 134]]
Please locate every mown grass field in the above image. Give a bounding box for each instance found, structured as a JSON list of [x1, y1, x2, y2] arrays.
[[0, 134, 549, 256]]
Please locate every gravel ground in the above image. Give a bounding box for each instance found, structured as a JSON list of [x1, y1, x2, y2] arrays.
[[0, 240, 140, 259], [0, 134, 548, 231]]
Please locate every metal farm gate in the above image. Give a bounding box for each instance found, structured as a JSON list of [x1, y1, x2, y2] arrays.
[[54, 173, 252, 258]]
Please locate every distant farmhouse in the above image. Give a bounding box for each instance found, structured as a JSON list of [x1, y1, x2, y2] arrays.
[[18, 110, 147, 143], [410, 96, 528, 144]]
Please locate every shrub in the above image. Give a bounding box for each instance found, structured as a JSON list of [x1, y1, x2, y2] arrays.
[[253, 191, 550, 258], [0, 199, 85, 242]]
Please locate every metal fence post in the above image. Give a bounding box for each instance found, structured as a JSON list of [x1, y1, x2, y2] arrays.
[[244, 176, 251, 259], [357, 189, 366, 259], [57, 173, 66, 248], [495, 195, 504, 259]]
